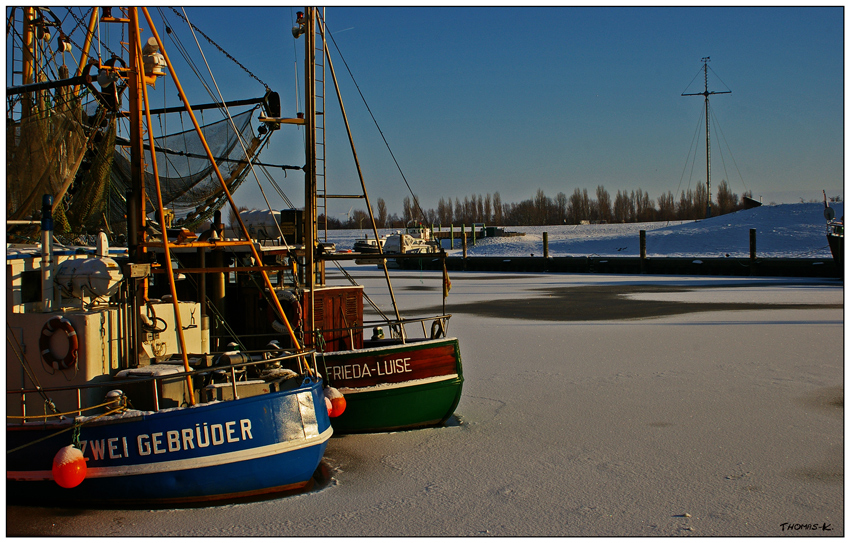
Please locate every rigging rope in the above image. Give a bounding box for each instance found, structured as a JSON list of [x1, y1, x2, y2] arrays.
[[7, 398, 130, 455], [168, 7, 270, 90], [179, 7, 291, 243], [65, 7, 120, 61], [322, 17, 428, 223], [6, 331, 58, 413], [329, 260, 391, 322], [710, 108, 748, 192], [676, 108, 705, 199]]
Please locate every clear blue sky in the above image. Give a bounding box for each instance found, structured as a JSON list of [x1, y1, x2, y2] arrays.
[[37, 6, 847, 216]]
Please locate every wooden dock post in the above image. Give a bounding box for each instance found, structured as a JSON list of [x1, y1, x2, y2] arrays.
[[639, 230, 646, 273], [749, 228, 757, 275], [543, 232, 549, 258], [462, 231, 468, 269], [450, 224, 454, 249], [749, 228, 756, 260]]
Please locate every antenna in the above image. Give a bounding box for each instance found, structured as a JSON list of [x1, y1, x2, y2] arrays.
[[682, 57, 731, 219]]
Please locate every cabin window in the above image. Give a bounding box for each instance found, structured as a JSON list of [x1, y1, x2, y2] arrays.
[[20, 270, 41, 303]]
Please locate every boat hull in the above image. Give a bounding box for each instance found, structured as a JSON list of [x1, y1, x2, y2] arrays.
[[7, 379, 331, 507], [827, 232, 843, 267], [322, 338, 463, 433]]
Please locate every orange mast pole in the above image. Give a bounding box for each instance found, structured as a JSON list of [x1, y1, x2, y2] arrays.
[[131, 9, 196, 404], [139, 8, 304, 354], [72, 7, 98, 96]]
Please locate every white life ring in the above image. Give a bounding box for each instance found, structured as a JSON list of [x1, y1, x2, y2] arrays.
[[40, 316, 79, 370]]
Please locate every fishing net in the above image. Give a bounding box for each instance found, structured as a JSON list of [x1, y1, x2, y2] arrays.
[[64, 119, 116, 234], [109, 107, 265, 231], [6, 89, 89, 224], [7, 65, 119, 242]]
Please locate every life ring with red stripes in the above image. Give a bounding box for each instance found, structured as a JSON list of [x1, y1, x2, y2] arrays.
[[268, 289, 302, 335], [39, 317, 79, 370]]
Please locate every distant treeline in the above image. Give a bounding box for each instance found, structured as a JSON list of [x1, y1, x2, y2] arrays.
[[320, 180, 753, 229]]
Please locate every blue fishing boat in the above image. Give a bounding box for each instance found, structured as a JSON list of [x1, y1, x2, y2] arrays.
[[6, 7, 332, 506], [7, 367, 330, 506]]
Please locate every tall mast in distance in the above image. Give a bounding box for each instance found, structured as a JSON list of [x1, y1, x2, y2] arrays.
[[682, 57, 731, 219]]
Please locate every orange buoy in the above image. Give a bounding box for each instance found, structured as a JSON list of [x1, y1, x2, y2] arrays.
[[324, 387, 346, 417], [52, 445, 86, 488]]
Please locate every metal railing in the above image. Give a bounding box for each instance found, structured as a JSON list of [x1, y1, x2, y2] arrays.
[[7, 349, 319, 425]]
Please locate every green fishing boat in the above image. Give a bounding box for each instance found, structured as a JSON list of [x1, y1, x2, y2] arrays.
[[322, 337, 463, 433]]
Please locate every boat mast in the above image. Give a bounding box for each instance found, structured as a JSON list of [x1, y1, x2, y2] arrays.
[[304, 7, 319, 294], [682, 57, 730, 219], [127, 8, 147, 367], [317, 17, 402, 323], [20, 8, 35, 119]]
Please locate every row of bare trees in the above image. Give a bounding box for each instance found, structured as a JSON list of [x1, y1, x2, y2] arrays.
[[319, 180, 751, 229]]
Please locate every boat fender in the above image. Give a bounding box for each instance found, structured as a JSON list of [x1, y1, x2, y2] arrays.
[[430, 320, 445, 339], [39, 316, 79, 370], [52, 445, 86, 488], [269, 289, 302, 334], [324, 387, 346, 417]]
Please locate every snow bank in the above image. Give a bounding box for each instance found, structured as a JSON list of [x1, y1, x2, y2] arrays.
[[321, 202, 841, 259]]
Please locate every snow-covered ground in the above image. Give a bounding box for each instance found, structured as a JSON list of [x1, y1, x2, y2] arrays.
[[324, 202, 841, 259], [7, 202, 844, 537]]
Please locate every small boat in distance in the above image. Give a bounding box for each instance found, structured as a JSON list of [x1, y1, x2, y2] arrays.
[[823, 191, 843, 268], [383, 224, 440, 255], [353, 236, 385, 254]]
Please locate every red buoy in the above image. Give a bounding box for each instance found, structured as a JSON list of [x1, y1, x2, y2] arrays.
[[324, 387, 346, 417], [52, 445, 86, 488]]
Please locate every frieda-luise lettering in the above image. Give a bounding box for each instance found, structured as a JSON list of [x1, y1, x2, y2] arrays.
[[329, 357, 412, 381]]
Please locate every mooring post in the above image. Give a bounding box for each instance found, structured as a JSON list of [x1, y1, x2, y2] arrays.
[[450, 224, 454, 249], [640, 230, 647, 273], [472, 224, 476, 246], [749, 228, 756, 260], [543, 232, 549, 258], [462, 231, 468, 270], [749, 228, 757, 275]]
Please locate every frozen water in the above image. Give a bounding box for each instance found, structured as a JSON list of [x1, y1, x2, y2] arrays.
[[7, 202, 843, 537]]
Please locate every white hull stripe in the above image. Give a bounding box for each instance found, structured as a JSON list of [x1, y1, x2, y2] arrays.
[[338, 374, 459, 395], [8, 427, 332, 482]]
